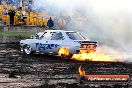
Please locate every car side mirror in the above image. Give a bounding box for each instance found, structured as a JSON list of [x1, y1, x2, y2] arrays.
[[30, 35, 34, 39], [36, 35, 39, 39]]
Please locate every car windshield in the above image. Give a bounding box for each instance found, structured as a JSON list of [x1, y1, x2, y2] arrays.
[[66, 32, 85, 40]]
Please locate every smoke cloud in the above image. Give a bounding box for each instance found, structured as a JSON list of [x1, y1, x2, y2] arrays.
[[33, 0, 132, 62]]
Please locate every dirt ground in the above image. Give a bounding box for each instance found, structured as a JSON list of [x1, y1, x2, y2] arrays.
[[0, 43, 132, 88]]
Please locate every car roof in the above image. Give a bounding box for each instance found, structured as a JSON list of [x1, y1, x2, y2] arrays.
[[45, 30, 76, 33]]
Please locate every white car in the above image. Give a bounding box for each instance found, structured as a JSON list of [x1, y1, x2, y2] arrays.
[[20, 30, 97, 57]]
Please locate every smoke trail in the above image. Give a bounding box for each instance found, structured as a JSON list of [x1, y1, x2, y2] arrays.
[[33, 0, 132, 62]]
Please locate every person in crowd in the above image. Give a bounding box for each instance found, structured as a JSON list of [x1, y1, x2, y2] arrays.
[[2, 7, 8, 25], [28, 1, 32, 12], [25, 4, 28, 12], [16, 11, 22, 22], [2, 7, 8, 15], [8, 8, 16, 25], [22, 10, 27, 23], [53, 19, 59, 30], [19, 0, 22, 10], [18, 0, 22, 10], [47, 17, 54, 29]]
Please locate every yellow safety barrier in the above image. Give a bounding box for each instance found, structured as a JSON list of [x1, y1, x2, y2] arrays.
[[38, 16, 44, 26], [26, 14, 30, 25], [0, 5, 61, 27], [0, 11, 3, 19], [0, 5, 4, 19], [0, 5, 4, 10], [2, 15, 10, 25]]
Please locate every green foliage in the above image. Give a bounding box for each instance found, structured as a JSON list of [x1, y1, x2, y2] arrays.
[[0, 31, 36, 37]]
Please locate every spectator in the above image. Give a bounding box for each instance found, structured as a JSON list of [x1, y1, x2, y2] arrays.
[[16, 11, 22, 22], [18, 0, 22, 10], [47, 17, 54, 29], [53, 19, 59, 30], [8, 8, 16, 25], [22, 10, 27, 23], [2, 7, 8, 15], [28, 1, 32, 12], [2, 7, 8, 25], [20, 0, 23, 10], [13, 0, 18, 7]]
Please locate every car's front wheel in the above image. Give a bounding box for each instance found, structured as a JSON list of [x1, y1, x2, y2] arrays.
[[23, 45, 33, 55]]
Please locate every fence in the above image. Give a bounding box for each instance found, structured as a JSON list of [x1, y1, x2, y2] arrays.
[[0, 5, 67, 28]]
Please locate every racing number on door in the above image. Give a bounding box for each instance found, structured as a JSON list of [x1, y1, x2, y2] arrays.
[[36, 43, 59, 51]]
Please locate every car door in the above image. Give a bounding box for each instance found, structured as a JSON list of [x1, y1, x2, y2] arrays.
[[47, 32, 64, 54], [35, 32, 52, 53]]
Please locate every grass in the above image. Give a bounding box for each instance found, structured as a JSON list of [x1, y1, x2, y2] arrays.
[[0, 26, 51, 37], [0, 30, 37, 37]]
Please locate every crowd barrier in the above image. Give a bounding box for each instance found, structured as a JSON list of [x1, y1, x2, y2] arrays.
[[0, 5, 67, 27]]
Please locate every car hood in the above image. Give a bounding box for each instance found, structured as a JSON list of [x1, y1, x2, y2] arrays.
[[20, 39, 39, 44]]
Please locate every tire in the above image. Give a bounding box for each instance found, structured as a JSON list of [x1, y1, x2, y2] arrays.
[[23, 45, 33, 55], [69, 54, 73, 59]]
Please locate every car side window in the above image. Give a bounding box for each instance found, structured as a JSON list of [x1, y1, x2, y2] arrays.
[[51, 32, 64, 40], [41, 32, 52, 40]]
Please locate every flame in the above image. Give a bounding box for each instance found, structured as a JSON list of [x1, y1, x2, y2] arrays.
[[72, 50, 119, 62], [78, 66, 85, 76], [58, 48, 69, 56]]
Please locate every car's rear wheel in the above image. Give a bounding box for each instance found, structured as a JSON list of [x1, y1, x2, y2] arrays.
[[23, 45, 33, 55], [60, 54, 73, 59]]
